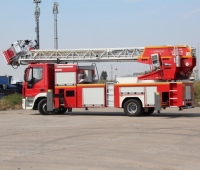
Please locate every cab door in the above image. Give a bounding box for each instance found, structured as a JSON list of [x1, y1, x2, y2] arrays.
[[24, 66, 45, 97]]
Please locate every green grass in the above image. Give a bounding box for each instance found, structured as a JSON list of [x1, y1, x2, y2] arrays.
[[0, 93, 22, 110], [3, 93, 22, 107]]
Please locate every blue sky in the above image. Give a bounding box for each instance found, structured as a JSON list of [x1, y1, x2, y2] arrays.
[[1, 0, 200, 80]]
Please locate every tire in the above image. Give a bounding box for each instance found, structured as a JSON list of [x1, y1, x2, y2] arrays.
[[38, 99, 51, 115], [123, 99, 143, 117], [143, 107, 155, 116], [54, 108, 67, 114]]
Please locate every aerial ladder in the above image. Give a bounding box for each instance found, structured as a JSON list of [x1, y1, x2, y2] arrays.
[[2, 40, 196, 81]]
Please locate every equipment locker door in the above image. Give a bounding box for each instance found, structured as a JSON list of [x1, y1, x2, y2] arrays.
[[64, 87, 77, 108]]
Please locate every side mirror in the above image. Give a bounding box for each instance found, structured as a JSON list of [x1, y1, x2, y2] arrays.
[[24, 73, 27, 82], [24, 68, 33, 82], [24, 68, 28, 82]]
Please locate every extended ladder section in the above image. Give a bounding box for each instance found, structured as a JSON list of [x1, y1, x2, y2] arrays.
[[2, 40, 144, 66], [25, 48, 144, 63]]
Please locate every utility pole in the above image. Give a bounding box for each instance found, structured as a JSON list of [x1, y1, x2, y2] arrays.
[[111, 65, 113, 81], [198, 43, 200, 80], [53, 2, 59, 49], [33, 0, 42, 49]]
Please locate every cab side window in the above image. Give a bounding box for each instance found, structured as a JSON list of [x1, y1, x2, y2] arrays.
[[27, 67, 43, 88]]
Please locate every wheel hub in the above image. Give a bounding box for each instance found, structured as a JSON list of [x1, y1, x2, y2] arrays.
[[127, 102, 137, 114]]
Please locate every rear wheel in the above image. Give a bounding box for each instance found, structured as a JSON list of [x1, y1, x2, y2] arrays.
[[38, 99, 52, 115], [123, 99, 143, 117], [143, 107, 155, 116]]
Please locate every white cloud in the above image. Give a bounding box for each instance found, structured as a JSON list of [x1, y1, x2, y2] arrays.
[[184, 8, 200, 19]]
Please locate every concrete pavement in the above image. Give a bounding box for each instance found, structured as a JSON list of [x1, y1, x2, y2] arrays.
[[0, 107, 200, 170]]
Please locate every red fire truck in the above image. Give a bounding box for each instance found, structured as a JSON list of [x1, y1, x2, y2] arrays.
[[2, 40, 196, 116]]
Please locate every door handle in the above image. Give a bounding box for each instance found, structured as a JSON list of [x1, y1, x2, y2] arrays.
[[40, 88, 44, 92]]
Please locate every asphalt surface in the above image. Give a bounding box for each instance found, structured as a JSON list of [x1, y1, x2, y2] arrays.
[[0, 107, 200, 170]]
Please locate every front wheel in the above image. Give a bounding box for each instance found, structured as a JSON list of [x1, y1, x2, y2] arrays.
[[38, 99, 52, 115], [123, 99, 143, 117]]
